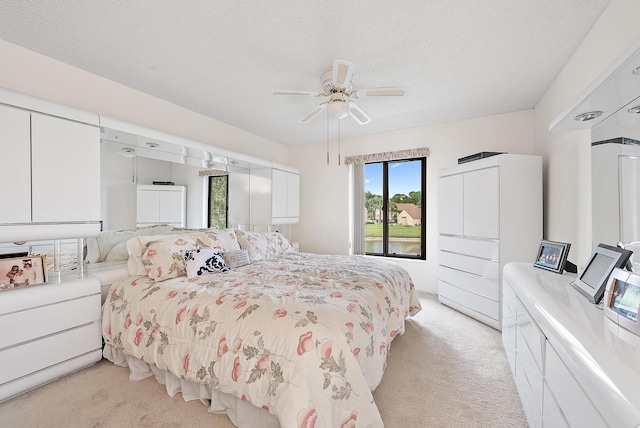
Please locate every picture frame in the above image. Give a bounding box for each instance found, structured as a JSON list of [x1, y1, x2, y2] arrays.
[[603, 267, 640, 336], [572, 243, 633, 304], [533, 240, 571, 274], [0, 256, 46, 290]]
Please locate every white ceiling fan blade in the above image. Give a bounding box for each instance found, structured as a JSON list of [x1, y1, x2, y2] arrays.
[[298, 104, 327, 123], [332, 60, 354, 89], [348, 102, 371, 125], [356, 87, 405, 98], [272, 89, 323, 96]]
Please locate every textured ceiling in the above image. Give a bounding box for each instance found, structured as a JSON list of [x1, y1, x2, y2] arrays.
[[0, 1, 610, 146]]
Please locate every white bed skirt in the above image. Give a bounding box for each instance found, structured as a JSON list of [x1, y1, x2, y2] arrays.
[[103, 344, 280, 428]]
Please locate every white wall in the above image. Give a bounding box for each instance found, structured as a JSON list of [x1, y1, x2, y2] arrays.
[[289, 110, 535, 293], [0, 39, 289, 165], [534, 0, 640, 267]]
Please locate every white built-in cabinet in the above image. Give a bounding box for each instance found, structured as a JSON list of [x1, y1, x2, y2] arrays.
[[250, 166, 300, 225], [136, 184, 186, 228], [0, 102, 100, 242], [0, 276, 103, 403], [502, 262, 640, 428], [437, 154, 542, 330]]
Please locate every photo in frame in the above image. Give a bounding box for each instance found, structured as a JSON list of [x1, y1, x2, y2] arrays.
[[533, 240, 571, 274], [0, 256, 46, 290]]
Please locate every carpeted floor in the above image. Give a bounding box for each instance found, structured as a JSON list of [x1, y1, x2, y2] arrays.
[[0, 294, 527, 427]]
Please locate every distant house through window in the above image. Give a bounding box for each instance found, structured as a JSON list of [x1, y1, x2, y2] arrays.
[[364, 157, 426, 259]]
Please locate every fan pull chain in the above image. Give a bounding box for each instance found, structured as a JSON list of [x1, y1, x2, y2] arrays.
[[326, 116, 330, 165], [338, 119, 341, 166]]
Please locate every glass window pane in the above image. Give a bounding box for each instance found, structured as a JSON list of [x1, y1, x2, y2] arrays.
[[365, 163, 383, 254], [388, 160, 422, 257], [209, 175, 228, 228]]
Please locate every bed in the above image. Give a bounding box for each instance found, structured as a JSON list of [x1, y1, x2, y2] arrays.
[[102, 228, 421, 428]]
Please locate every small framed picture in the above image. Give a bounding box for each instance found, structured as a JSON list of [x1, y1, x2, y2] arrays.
[[0, 256, 46, 290], [533, 240, 571, 274]]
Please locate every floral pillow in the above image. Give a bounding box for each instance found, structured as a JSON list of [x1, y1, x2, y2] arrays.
[[236, 231, 293, 262], [223, 249, 251, 268], [185, 248, 229, 278], [137, 233, 212, 280], [204, 228, 242, 252]]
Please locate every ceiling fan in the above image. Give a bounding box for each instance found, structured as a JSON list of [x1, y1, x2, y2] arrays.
[[273, 60, 405, 125]]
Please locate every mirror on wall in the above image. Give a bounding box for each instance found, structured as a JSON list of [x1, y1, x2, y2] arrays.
[[99, 127, 253, 232]]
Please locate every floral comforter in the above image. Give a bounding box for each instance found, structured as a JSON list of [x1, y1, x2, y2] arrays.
[[102, 252, 421, 428]]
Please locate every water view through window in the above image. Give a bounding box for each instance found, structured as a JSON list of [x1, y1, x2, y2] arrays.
[[365, 158, 425, 259]]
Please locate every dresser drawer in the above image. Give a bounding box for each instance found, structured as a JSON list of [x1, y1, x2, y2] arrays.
[[516, 303, 545, 373], [438, 280, 500, 320], [543, 381, 570, 428], [545, 342, 607, 428], [0, 293, 101, 349], [439, 235, 499, 260], [438, 265, 500, 300], [439, 250, 499, 280]]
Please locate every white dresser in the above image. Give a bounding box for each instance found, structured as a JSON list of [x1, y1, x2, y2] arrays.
[[136, 184, 187, 228], [437, 154, 542, 330], [0, 275, 103, 403], [503, 262, 640, 428]]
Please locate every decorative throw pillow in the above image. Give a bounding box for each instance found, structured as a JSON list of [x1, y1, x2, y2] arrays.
[[236, 230, 272, 262], [204, 228, 242, 252], [185, 248, 229, 278], [223, 249, 251, 268], [267, 232, 294, 257], [132, 233, 212, 279]]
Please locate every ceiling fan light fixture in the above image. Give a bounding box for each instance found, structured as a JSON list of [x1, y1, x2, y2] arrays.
[[327, 100, 350, 119]]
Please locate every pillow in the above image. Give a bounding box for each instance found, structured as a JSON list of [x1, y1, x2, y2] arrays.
[[204, 228, 242, 252], [141, 234, 213, 281], [104, 241, 129, 262], [185, 248, 229, 278], [86, 225, 175, 264], [127, 232, 211, 276], [267, 232, 294, 257], [223, 249, 251, 268]]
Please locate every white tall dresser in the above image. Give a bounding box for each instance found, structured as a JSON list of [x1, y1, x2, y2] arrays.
[[437, 154, 542, 330]]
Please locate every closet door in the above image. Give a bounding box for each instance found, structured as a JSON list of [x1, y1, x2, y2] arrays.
[[0, 105, 31, 224], [30, 113, 100, 223], [463, 167, 499, 239]]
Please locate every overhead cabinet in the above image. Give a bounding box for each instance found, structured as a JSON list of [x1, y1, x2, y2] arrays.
[[136, 185, 187, 228], [250, 167, 300, 225], [437, 154, 542, 330], [0, 103, 101, 242]]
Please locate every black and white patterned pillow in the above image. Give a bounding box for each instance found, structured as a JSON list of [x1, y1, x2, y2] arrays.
[[185, 248, 229, 278]]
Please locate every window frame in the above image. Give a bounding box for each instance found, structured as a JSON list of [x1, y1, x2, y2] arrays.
[[365, 156, 426, 260]]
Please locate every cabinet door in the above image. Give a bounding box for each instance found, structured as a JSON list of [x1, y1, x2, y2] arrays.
[[620, 155, 640, 243], [30, 113, 100, 223], [463, 167, 499, 239], [438, 174, 463, 235], [137, 189, 160, 223], [271, 168, 288, 218], [0, 105, 31, 223], [159, 189, 185, 225], [286, 172, 300, 218]]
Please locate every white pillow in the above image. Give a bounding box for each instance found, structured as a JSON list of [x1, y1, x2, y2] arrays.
[[204, 228, 242, 252], [185, 248, 229, 278]]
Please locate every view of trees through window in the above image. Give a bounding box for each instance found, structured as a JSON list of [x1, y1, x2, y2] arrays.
[[208, 175, 228, 229], [365, 158, 425, 259]]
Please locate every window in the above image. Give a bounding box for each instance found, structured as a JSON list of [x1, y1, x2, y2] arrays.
[[208, 175, 228, 228], [364, 158, 426, 259]]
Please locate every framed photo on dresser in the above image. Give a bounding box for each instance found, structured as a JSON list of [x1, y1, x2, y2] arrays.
[[0, 256, 46, 290], [533, 240, 571, 274]]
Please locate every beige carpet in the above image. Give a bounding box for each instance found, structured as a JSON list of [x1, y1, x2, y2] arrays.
[[0, 294, 527, 427]]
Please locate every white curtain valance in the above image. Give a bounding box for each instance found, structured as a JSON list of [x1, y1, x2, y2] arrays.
[[344, 147, 430, 165], [198, 169, 229, 177]]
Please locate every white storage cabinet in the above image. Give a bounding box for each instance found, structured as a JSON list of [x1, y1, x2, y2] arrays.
[[250, 166, 300, 225], [0, 99, 101, 242], [136, 184, 186, 228], [0, 276, 103, 403], [502, 262, 640, 428], [437, 154, 542, 330]]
